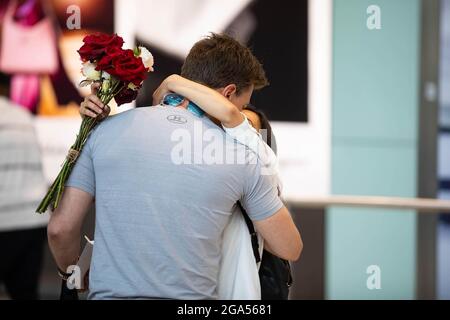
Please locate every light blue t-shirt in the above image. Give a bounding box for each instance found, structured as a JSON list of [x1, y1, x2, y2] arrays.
[[66, 106, 283, 300]]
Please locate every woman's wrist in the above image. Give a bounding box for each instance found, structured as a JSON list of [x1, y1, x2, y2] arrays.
[[222, 109, 246, 128], [166, 74, 183, 93]]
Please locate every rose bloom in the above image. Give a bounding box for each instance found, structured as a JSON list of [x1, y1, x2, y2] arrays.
[[114, 87, 139, 106], [97, 49, 148, 86], [78, 33, 124, 62], [138, 47, 154, 71], [95, 46, 123, 70]]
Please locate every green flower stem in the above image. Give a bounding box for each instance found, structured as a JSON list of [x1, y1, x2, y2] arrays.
[[36, 83, 120, 214]]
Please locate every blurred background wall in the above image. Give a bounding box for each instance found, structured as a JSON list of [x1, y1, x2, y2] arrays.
[[327, 0, 420, 299], [437, 0, 450, 301]]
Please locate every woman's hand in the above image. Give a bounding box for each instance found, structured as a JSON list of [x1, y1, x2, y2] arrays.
[[79, 83, 111, 120]]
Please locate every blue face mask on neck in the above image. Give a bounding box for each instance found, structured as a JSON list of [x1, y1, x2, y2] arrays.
[[162, 93, 205, 118]]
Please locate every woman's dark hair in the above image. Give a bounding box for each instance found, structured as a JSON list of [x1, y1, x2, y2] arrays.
[[243, 104, 275, 153]]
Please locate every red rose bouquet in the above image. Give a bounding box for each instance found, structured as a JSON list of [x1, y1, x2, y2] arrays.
[[36, 33, 154, 213]]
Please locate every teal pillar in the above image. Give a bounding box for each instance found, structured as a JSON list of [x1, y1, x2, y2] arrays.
[[327, 0, 421, 299]]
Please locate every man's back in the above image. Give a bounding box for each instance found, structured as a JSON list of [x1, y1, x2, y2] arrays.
[[66, 106, 282, 299]]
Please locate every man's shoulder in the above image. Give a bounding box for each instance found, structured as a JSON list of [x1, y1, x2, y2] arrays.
[[104, 107, 148, 122], [91, 106, 195, 139], [95, 107, 153, 130]]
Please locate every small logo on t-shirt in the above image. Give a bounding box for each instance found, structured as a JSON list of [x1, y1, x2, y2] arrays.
[[167, 115, 187, 124]]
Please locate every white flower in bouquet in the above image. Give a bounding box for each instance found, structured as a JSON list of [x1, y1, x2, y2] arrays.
[[138, 47, 154, 71], [102, 79, 111, 92], [81, 62, 101, 81]]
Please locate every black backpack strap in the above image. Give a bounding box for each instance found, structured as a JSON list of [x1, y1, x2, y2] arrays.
[[237, 202, 261, 263]]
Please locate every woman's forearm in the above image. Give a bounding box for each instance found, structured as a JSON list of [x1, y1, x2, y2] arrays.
[[166, 76, 244, 127]]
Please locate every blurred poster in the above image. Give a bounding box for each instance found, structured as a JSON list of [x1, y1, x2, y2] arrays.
[[130, 0, 327, 198], [1, 0, 324, 198], [132, 0, 308, 123]]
